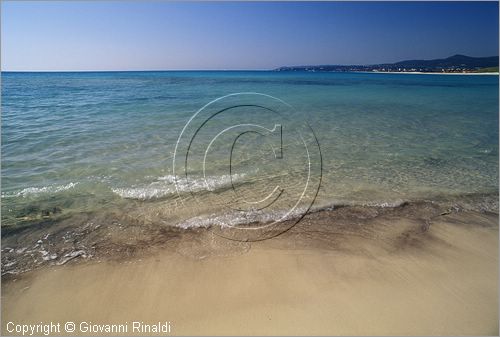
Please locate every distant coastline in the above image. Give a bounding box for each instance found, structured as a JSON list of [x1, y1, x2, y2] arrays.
[[276, 54, 499, 74]]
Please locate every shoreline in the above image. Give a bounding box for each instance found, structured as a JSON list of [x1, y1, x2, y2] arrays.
[[2, 193, 499, 277], [2, 208, 498, 335]]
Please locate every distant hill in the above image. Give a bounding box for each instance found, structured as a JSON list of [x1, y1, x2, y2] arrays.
[[275, 54, 499, 73], [390, 54, 498, 69]]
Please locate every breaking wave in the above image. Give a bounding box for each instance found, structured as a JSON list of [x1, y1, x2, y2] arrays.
[[111, 173, 247, 200], [1, 182, 79, 198], [175, 206, 307, 229]]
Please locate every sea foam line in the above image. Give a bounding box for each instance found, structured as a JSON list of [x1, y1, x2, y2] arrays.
[[1, 182, 79, 198], [175, 207, 306, 229], [111, 173, 247, 200]]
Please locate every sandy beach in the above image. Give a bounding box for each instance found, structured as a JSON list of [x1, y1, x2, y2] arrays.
[[2, 206, 498, 336]]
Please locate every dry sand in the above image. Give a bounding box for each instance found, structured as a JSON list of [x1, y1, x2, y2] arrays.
[[1, 210, 498, 335]]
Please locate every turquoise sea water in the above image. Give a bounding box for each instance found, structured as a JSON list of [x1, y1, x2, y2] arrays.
[[1, 71, 499, 230]]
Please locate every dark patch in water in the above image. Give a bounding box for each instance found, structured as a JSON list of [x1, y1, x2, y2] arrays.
[[423, 156, 446, 167]]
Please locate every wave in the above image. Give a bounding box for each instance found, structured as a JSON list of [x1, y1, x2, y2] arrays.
[[175, 207, 307, 229], [173, 201, 409, 230], [1, 173, 250, 201], [111, 173, 247, 200], [174, 192, 499, 229], [1, 182, 79, 198]]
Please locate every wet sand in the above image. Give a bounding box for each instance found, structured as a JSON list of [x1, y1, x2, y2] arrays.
[[1, 209, 498, 335]]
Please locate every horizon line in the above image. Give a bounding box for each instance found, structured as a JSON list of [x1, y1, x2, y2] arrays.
[[1, 69, 278, 73], [3, 54, 498, 73]]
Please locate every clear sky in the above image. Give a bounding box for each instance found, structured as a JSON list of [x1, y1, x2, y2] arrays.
[[1, 1, 498, 71]]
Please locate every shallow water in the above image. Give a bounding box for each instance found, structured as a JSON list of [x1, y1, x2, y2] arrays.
[[2, 71, 498, 231]]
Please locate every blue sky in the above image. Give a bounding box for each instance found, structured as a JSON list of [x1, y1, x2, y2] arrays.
[[1, 1, 498, 71]]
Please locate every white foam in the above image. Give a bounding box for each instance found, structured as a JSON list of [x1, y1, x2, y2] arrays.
[[2, 182, 79, 198], [111, 186, 175, 200], [361, 200, 408, 208], [112, 173, 247, 200], [176, 207, 306, 229]]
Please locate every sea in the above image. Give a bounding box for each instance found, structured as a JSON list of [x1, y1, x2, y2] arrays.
[[1, 71, 498, 270]]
